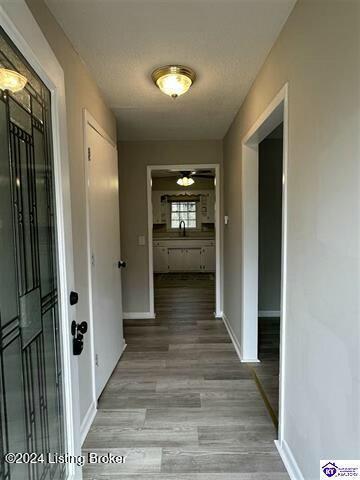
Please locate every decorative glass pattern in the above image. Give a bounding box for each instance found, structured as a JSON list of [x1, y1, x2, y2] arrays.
[[171, 201, 197, 229], [0, 28, 65, 480]]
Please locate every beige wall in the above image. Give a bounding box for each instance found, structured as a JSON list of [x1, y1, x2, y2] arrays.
[[119, 140, 222, 313], [223, 0, 360, 477], [26, 0, 117, 422]]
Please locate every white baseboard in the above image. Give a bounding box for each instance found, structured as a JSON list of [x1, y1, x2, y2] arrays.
[[120, 339, 127, 354], [222, 313, 243, 362], [275, 440, 304, 480], [80, 400, 97, 446], [222, 313, 260, 363], [258, 310, 280, 317], [80, 339, 127, 446], [123, 311, 156, 319]]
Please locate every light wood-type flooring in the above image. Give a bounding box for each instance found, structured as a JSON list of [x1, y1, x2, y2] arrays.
[[83, 273, 288, 479], [251, 317, 280, 425]]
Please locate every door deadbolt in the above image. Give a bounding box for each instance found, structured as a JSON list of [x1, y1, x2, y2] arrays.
[[69, 291, 79, 306], [71, 320, 88, 356]]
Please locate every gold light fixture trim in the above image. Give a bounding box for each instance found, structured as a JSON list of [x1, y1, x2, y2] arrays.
[[0, 68, 27, 93], [152, 65, 196, 99]]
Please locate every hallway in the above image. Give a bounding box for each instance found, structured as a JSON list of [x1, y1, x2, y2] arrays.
[[83, 274, 289, 478]]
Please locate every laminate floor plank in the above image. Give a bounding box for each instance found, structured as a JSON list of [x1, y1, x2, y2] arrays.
[[145, 407, 271, 427], [83, 273, 288, 478], [161, 447, 286, 474], [84, 426, 198, 449], [155, 378, 257, 393], [99, 392, 201, 409]]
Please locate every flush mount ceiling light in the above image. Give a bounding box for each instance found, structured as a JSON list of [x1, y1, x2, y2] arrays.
[[0, 68, 27, 93], [152, 65, 196, 99]]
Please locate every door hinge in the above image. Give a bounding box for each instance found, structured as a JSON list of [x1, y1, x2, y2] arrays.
[[95, 353, 99, 367], [91, 253, 95, 267], [88, 147, 91, 161]]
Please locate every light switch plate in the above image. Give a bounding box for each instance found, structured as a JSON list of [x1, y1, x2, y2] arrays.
[[138, 235, 146, 246]]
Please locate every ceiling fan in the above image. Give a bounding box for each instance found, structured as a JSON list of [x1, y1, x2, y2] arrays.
[[176, 170, 215, 186]]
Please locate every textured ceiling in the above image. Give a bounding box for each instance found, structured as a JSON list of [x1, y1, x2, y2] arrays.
[[45, 0, 296, 141]]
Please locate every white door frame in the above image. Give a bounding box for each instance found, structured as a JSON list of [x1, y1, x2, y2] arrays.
[[147, 164, 222, 318], [241, 84, 288, 445], [0, 2, 81, 479], [82, 109, 118, 441]]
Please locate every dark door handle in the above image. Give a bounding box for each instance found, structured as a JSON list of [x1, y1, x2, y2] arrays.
[[71, 320, 88, 355], [118, 260, 127, 268]]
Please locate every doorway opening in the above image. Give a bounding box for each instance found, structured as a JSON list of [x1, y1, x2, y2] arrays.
[[241, 84, 288, 445], [254, 122, 283, 429], [147, 164, 221, 318]]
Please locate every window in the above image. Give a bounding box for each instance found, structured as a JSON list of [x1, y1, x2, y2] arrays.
[[171, 201, 197, 229]]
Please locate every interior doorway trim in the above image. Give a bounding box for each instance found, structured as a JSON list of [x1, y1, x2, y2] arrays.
[[241, 83, 288, 446], [147, 164, 222, 318], [0, 2, 81, 479]]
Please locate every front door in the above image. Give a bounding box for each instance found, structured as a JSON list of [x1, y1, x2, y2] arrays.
[[0, 29, 66, 480]]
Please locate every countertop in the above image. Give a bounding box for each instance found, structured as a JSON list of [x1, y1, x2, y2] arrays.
[[153, 236, 215, 241]]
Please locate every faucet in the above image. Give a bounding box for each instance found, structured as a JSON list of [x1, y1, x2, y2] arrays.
[[179, 220, 186, 237]]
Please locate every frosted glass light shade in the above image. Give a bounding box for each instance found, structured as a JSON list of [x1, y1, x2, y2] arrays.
[[0, 68, 27, 93], [152, 65, 196, 99], [177, 176, 194, 187]]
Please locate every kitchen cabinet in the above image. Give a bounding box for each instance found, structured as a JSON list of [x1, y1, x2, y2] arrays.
[[167, 248, 184, 271], [200, 192, 215, 223], [201, 246, 216, 271], [185, 248, 202, 271], [167, 248, 202, 272], [153, 240, 215, 273], [153, 246, 168, 272], [152, 192, 167, 224]]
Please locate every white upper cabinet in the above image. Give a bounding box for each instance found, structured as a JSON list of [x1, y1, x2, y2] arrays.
[[200, 192, 215, 223], [152, 192, 167, 224]]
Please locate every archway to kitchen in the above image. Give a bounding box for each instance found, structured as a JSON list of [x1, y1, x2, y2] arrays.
[[147, 164, 222, 319]]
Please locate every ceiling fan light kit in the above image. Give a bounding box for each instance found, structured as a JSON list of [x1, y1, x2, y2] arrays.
[[176, 170, 215, 187], [177, 176, 194, 187]]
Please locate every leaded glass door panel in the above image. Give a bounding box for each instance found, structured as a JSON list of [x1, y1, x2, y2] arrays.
[[0, 28, 65, 480]]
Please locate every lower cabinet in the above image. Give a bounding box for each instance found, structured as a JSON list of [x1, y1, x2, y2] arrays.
[[154, 242, 215, 273], [201, 246, 216, 272], [153, 246, 168, 272], [168, 248, 202, 272]]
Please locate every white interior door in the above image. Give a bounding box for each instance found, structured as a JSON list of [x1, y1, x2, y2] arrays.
[[87, 123, 124, 398]]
